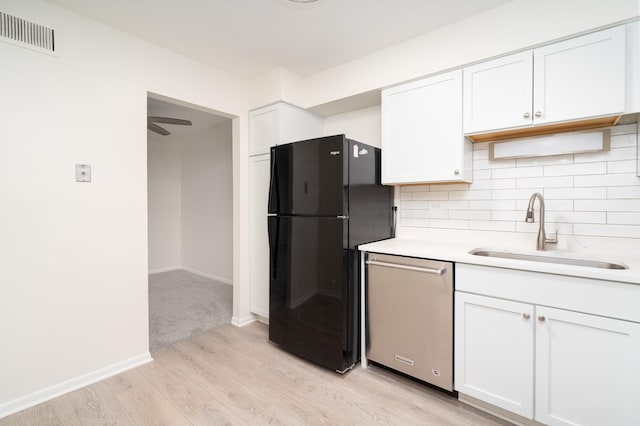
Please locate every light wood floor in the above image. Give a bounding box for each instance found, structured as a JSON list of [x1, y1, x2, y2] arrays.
[[1, 322, 509, 425]]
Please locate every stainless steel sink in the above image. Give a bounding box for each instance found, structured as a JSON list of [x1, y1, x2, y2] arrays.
[[469, 249, 628, 270]]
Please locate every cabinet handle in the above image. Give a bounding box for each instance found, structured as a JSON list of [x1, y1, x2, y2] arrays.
[[454, 169, 460, 175], [522, 313, 530, 320], [523, 112, 531, 118], [538, 315, 546, 322], [535, 111, 542, 117]]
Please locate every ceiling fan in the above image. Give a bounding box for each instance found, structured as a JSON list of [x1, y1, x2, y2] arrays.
[[147, 116, 192, 136]]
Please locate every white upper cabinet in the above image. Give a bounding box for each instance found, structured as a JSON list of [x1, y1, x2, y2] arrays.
[[463, 52, 533, 134], [381, 69, 471, 185], [463, 26, 626, 137], [533, 25, 626, 125], [249, 102, 323, 156]]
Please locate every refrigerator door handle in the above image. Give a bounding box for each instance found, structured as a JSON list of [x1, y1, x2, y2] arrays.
[[267, 216, 279, 280], [268, 148, 280, 213]]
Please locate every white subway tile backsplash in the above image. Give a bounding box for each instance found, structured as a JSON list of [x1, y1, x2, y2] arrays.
[[474, 159, 516, 170], [610, 133, 637, 148], [543, 187, 606, 199], [398, 126, 640, 239], [544, 162, 606, 176], [492, 166, 543, 179], [430, 183, 469, 192], [607, 186, 640, 199], [608, 212, 640, 225], [546, 211, 607, 224], [473, 149, 489, 160], [574, 199, 640, 212], [469, 220, 516, 232], [449, 210, 492, 220], [442, 200, 470, 210], [515, 199, 573, 211], [448, 190, 492, 200], [491, 210, 524, 221], [430, 219, 469, 229], [607, 160, 637, 174], [400, 217, 429, 228], [574, 224, 640, 238], [610, 124, 637, 136], [517, 176, 573, 188], [493, 188, 545, 200], [412, 191, 449, 201], [473, 169, 492, 180], [400, 192, 412, 201], [413, 209, 448, 219], [470, 200, 517, 210], [575, 173, 639, 187], [400, 185, 430, 192]]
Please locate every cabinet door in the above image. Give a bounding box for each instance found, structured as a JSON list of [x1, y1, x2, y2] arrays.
[[250, 105, 280, 156], [455, 292, 535, 418], [381, 70, 468, 184], [535, 306, 640, 426], [533, 26, 626, 125], [463, 51, 533, 134], [249, 154, 271, 317]]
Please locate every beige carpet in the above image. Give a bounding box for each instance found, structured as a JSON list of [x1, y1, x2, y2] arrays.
[[148, 269, 233, 351]]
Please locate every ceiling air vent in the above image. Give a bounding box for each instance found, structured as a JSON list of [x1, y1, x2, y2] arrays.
[[0, 11, 55, 54]]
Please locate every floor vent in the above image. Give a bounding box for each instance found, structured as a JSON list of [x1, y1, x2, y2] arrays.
[[1, 11, 55, 53]]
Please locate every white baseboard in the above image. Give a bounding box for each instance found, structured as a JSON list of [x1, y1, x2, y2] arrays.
[[0, 352, 152, 419], [232, 315, 256, 327], [182, 267, 233, 286], [148, 266, 181, 275]]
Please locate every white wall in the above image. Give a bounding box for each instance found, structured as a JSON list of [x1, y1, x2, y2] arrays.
[[323, 105, 381, 148], [148, 134, 182, 272], [249, 0, 639, 110], [0, 0, 248, 416], [181, 122, 233, 283]]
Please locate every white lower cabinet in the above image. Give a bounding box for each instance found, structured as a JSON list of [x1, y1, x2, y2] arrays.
[[535, 306, 640, 426], [455, 293, 534, 418], [455, 290, 640, 426]]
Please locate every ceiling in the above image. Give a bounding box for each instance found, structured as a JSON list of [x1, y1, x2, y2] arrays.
[[46, 0, 515, 79]]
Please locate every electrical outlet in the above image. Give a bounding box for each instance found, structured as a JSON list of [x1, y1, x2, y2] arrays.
[[76, 164, 91, 182]]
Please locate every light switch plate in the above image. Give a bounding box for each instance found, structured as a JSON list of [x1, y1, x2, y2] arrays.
[[76, 164, 91, 182]]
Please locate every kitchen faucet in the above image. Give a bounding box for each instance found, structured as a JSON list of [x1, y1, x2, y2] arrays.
[[525, 193, 558, 251]]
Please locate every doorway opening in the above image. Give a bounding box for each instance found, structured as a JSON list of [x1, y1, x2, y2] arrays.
[[146, 94, 233, 351]]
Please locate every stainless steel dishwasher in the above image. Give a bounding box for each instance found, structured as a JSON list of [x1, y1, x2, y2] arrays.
[[366, 253, 453, 391]]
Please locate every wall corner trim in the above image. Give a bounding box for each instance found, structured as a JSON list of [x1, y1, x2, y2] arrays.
[[0, 352, 153, 419]]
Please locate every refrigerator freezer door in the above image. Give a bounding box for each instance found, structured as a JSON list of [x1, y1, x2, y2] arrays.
[[268, 136, 347, 216], [268, 215, 355, 371]]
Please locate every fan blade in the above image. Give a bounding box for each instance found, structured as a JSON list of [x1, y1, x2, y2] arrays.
[[148, 116, 192, 126], [148, 122, 170, 136]]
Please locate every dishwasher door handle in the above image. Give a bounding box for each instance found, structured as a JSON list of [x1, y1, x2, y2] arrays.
[[366, 260, 446, 275]]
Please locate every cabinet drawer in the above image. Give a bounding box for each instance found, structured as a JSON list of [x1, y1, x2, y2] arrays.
[[456, 263, 640, 323]]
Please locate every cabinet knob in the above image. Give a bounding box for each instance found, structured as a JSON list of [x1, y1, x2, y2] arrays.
[[538, 315, 546, 322], [535, 111, 542, 117], [522, 313, 531, 320], [454, 169, 460, 175], [523, 112, 531, 118]]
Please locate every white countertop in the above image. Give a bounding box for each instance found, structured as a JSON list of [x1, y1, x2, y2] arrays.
[[359, 235, 640, 285]]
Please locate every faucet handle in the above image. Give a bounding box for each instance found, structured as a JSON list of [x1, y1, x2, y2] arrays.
[[546, 230, 558, 245]]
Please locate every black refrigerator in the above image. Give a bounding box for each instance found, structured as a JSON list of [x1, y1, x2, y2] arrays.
[[267, 134, 393, 372]]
